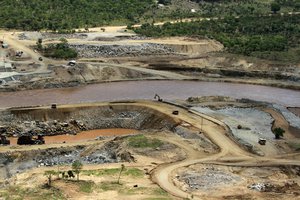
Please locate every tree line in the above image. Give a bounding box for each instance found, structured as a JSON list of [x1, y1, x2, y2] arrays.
[[134, 15, 300, 61], [0, 0, 154, 31]]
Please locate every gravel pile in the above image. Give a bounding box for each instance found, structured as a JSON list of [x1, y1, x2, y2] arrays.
[[18, 32, 87, 40], [192, 106, 275, 155], [178, 165, 241, 190], [69, 43, 175, 57], [273, 104, 300, 129]]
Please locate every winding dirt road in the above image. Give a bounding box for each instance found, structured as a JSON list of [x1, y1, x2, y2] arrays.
[[138, 101, 300, 199]]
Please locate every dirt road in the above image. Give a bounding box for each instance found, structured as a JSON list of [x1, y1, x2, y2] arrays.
[[2, 101, 300, 199]]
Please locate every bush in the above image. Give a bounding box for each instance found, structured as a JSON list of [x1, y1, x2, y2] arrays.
[[273, 127, 285, 139], [134, 15, 300, 61], [128, 135, 163, 148], [42, 39, 78, 59]]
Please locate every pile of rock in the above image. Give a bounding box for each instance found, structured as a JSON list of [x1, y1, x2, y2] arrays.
[[178, 166, 241, 190], [0, 119, 87, 137], [18, 32, 88, 40], [70, 43, 176, 58]]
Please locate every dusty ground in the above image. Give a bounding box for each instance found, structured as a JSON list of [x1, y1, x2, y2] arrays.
[[0, 100, 299, 200]]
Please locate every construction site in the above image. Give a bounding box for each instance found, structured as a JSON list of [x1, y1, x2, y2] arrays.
[[0, 24, 300, 200]]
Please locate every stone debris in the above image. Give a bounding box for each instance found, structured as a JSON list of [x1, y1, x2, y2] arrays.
[[178, 166, 241, 190], [18, 32, 88, 40], [248, 183, 269, 191], [0, 138, 134, 179], [69, 43, 175, 58], [248, 181, 300, 194]]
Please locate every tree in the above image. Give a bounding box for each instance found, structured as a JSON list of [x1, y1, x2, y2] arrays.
[[117, 164, 125, 184], [36, 38, 43, 50], [273, 127, 285, 139], [44, 170, 56, 187], [72, 160, 83, 181], [271, 2, 281, 14]]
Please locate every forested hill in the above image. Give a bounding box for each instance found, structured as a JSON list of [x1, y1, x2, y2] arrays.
[[0, 0, 154, 31]]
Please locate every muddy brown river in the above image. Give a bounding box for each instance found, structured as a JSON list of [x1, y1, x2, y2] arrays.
[[0, 81, 299, 108]]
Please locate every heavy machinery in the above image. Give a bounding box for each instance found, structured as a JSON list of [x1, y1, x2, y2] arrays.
[[17, 135, 45, 145]]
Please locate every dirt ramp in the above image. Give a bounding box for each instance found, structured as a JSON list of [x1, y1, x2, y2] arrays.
[[167, 40, 223, 55]]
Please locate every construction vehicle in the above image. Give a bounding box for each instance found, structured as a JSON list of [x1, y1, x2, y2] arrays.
[[154, 94, 162, 101], [17, 135, 45, 145]]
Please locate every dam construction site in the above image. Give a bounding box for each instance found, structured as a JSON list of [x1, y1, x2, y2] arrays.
[[0, 2, 300, 199]]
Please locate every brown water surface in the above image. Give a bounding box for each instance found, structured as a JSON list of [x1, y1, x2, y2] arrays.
[[9, 128, 138, 145], [0, 81, 299, 108]]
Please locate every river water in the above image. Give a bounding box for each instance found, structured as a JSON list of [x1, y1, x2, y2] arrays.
[[9, 128, 138, 145], [0, 80, 299, 108]]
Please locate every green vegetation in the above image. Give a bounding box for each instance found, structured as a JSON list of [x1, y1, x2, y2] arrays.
[[97, 181, 171, 198], [271, 2, 281, 13], [118, 164, 125, 184], [273, 127, 285, 139], [82, 167, 144, 178], [134, 15, 300, 62], [152, 188, 169, 196], [78, 181, 95, 193], [42, 38, 77, 59], [288, 142, 300, 151], [99, 181, 124, 191], [128, 135, 164, 148], [0, 185, 65, 200], [44, 170, 57, 187], [72, 160, 83, 181], [151, 0, 300, 22], [0, 0, 154, 31]]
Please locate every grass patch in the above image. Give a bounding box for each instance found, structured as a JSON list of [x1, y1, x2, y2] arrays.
[[82, 168, 120, 176], [119, 186, 148, 195], [288, 142, 300, 151], [124, 168, 144, 178], [82, 167, 144, 178], [0, 185, 66, 200], [98, 181, 123, 191], [79, 181, 95, 193], [152, 188, 169, 196], [128, 135, 164, 148]]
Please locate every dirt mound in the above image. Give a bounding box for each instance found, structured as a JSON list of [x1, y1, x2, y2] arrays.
[[167, 39, 223, 55]]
